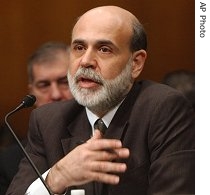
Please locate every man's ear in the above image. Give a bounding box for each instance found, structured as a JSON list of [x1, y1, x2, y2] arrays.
[[131, 49, 147, 79]]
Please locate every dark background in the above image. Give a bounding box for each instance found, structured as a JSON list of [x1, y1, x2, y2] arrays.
[[0, 0, 194, 138]]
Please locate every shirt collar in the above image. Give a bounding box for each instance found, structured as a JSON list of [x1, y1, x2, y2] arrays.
[[86, 102, 122, 136]]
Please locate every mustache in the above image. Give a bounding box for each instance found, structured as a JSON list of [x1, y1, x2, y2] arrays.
[[74, 68, 104, 84]]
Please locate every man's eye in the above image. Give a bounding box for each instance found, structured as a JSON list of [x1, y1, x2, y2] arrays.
[[58, 80, 68, 85], [36, 82, 50, 89], [58, 78, 69, 87], [99, 47, 111, 53], [74, 45, 85, 51]]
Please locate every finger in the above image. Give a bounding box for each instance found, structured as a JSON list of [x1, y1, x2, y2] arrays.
[[87, 139, 123, 151], [112, 148, 130, 159], [91, 172, 120, 185], [86, 130, 102, 143], [93, 150, 119, 161], [90, 161, 127, 173], [92, 129, 103, 139], [93, 148, 129, 161]]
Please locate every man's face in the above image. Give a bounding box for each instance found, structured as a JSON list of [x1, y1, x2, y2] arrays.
[[68, 10, 136, 115], [29, 56, 73, 107]]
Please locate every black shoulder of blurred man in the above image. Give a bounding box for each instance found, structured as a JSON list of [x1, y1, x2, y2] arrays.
[[0, 139, 26, 195]]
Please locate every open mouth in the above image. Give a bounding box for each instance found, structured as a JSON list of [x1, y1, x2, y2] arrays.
[[77, 76, 102, 88]]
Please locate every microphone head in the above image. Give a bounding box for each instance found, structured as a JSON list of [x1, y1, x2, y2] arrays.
[[22, 95, 36, 108]]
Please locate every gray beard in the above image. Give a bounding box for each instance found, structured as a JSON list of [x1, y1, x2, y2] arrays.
[[68, 59, 133, 115]]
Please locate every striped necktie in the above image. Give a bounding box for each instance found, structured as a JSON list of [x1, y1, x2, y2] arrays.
[[94, 118, 107, 134]]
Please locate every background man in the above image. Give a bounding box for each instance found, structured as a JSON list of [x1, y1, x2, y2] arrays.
[[0, 41, 72, 195]]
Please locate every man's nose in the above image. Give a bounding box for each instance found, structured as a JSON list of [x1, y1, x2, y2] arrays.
[[80, 49, 97, 68], [50, 83, 63, 101]]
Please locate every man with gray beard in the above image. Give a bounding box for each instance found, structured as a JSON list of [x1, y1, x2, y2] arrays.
[[7, 6, 194, 195], [67, 57, 133, 115]]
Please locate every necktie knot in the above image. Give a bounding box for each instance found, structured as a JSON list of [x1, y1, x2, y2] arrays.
[[94, 119, 107, 134]]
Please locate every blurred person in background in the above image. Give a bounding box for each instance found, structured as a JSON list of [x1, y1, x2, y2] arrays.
[[162, 69, 195, 109], [0, 41, 73, 195]]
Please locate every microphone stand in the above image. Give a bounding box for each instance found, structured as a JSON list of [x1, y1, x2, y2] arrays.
[[5, 96, 53, 195]]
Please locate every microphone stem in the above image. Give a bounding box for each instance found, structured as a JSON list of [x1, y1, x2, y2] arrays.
[[5, 109, 53, 195]]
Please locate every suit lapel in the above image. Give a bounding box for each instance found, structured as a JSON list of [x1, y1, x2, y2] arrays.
[[61, 109, 92, 156], [105, 82, 141, 142]]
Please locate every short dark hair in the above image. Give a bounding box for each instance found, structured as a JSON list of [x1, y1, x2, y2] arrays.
[[130, 20, 147, 52], [27, 42, 69, 83]]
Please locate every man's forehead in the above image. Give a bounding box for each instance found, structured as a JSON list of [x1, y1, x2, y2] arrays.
[[73, 7, 133, 35], [79, 6, 134, 21], [32, 62, 67, 77], [72, 19, 132, 46]]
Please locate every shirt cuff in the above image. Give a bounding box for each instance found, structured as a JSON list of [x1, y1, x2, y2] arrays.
[[25, 169, 67, 195]]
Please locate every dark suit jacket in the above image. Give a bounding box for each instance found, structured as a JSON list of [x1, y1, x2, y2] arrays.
[[0, 144, 24, 195], [6, 81, 195, 195], [0, 139, 27, 195]]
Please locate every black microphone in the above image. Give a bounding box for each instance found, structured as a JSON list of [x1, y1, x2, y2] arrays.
[[4, 95, 53, 195]]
